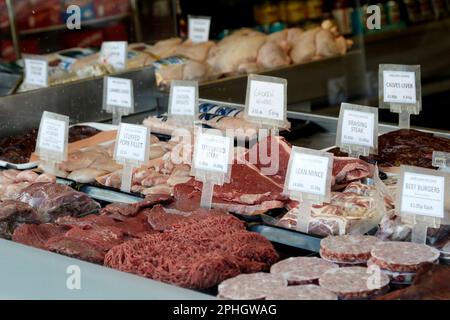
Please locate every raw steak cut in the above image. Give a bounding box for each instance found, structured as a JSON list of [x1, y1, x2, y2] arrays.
[[332, 157, 374, 186], [0, 200, 40, 239], [266, 285, 338, 300], [17, 182, 100, 222], [217, 273, 287, 300]]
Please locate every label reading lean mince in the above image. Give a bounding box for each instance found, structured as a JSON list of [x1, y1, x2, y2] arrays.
[[288, 152, 330, 196], [24, 58, 48, 87], [400, 172, 445, 218], [188, 16, 211, 43]]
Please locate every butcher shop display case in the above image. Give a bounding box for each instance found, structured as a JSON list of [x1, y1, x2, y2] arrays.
[[0, 0, 450, 304]]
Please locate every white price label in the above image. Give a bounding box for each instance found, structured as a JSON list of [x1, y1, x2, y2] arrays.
[[115, 123, 149, 163], [400, 172, 445, 218], [24, 59, 48, 87], [194, 133, 231, 174], [188, 16, 211, 43], [247, 80, 285, 121], [341, 109, 375, 147], [105, 77, 133, 109], [170, 85, 196, 116], [38, 118, 66, 154], [287, 152, 330, 196], [383, 71, 417, 104], [100, 41, 127, 70]]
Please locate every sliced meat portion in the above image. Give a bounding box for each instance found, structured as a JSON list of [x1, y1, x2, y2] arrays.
[[12, 223, 67, 249], [319, 267, 390, 300], [218, 273, 287, 300], [370, 242, 440, 273], [320, 235, 380, 264], [270, 257, 338, 285], [332, 157, 374, 186], [266, 285, 338, 300]]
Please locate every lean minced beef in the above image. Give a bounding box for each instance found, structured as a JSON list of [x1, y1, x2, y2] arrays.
[[0, 200, 41, 239], [16, 182, 100, 222], [104, 212, 279, 290], [12, 223, 67, 249]]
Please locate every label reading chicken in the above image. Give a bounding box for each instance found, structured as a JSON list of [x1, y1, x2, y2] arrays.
[[100, 41, 128, 71], [114, 123, 150, 164], [24, 58, 48, 87], [168, 80, 198, 117], [284, 147, 333, 203], [188, 16, 211, 43], [245, 75, 288, 128]]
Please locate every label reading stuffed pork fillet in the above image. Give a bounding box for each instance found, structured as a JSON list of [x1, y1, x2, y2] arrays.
[[114, 123, 149, 163]]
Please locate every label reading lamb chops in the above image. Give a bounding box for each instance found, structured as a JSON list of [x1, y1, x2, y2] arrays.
[[192, 128, 233, 209], [103, 76, 134, 125], [379, 64, 421, 129], [397, 165, 449, 244], [284, 147, 334, 233], [336, 103, 378, 158]]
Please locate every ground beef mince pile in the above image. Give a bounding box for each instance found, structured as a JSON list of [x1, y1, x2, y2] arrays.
[[105, 205, 279, 290], [0, 126, 100, 164]]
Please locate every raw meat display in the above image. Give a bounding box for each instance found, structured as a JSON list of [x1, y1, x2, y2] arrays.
[[320, 235, 381, 265], [105, 212, 279, 290], [266, 285, 338, 300], [373, 129, 450, 169], [370, 242, 440, 273], [367, 259, 416, 285], [217, 273, 287, 300], [0, 200, 40, 239], [0, 126, 101, 164], [332, 157, 374, 186], [378, 263, 450, 300], [0, 169, 56, 201], [173, 161, 288, 216], [17, 182, 100, 223], [270, 257, 338, 285], [153, 20, 352, 86], [12, 223, 67, 249], [319, 267, 390, 300]]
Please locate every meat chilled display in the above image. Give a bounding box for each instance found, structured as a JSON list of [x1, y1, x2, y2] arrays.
[[0, 126, 101, 164], [217, 273, 287, 300], [266, 285, 338, 300], [154, 20, 352, 87], [378, 263, 450, 300], [0, 200, 40, 239], [318, 267, 390, 300], [320, 235, 381, 265], [17, 182, 100, 223], [0, 169, 56, 201], [370, 242, 440, 273], [270, 257, 338, 285], [105, 207, 279, 290]]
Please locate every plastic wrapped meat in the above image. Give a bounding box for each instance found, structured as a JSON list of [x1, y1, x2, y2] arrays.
[[16, 182, 100, 223], [0, 200, 40, 239]]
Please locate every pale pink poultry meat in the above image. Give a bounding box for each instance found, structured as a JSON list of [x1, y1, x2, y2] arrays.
[[290, 27, 321, 64], [174, 40, 215, 62], [257, 41, 291, 69], [146, 38, 182, 59]]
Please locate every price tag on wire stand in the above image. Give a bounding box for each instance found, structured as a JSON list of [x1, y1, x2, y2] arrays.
[[379, 64, 421, 129], [191, 127, 233, 209], [283, 147, 334, 233], [188, 15, 211, 43], [433, 151, 450, 173], [36, 111, 69, 175], [397, 165, 449, 244], [168, 80, 198, 126], [103, 76, 134, 125], [24, 57, 49, 88], [113, 123, 150, 193], [100, 41, 128, 71], [336, 103, 378, 158], [244, 74, 289, 130]]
